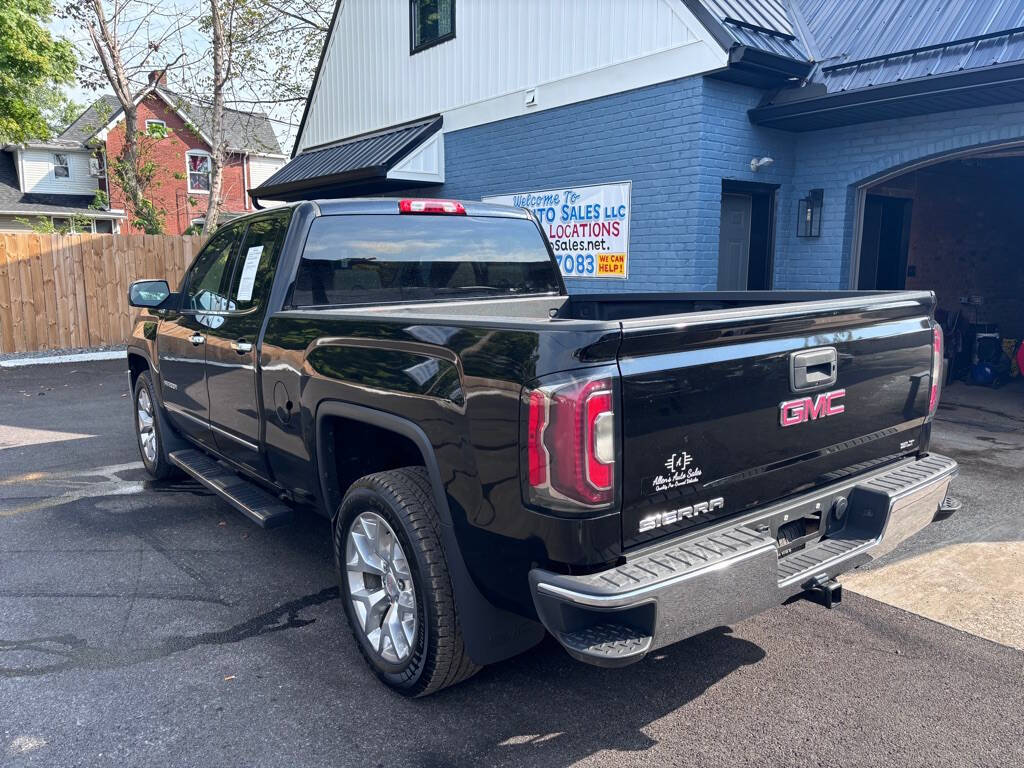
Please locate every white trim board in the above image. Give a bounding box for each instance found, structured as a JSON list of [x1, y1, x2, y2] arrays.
[[387, 131, 445, 183], [441, 40, 724, 134]]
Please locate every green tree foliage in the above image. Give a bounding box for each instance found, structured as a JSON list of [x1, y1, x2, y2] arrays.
[[15, 213, 92, 233], [37, 89, 83, 135], [0, 0, 76, 143]]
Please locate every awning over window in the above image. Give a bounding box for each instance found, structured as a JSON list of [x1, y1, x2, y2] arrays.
[[251, 116, 443, 202]]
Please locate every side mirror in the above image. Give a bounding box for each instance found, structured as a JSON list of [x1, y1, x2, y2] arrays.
[[129, 279, 172, 308]]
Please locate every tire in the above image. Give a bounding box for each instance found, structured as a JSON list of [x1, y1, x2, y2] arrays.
[[334, 467, 480, 697], [133, 370, 177, 480]]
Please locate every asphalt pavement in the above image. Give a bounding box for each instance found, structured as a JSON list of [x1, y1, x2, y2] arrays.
[[1, 360, 1022, 768]]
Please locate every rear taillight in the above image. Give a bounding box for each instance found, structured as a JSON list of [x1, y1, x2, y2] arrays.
[[929, 325, 943, 417], [527, 390, 549, 487], [523, 373, 616, 511], [398, 198, 466, 215]]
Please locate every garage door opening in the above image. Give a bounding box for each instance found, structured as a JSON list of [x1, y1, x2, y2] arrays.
[[855, 151, 1024, 388]]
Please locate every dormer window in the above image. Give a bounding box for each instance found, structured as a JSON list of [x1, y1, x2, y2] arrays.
[[53, 153, 70, 179], [187, 150, 212, 192], [410, 0, 454, 54]]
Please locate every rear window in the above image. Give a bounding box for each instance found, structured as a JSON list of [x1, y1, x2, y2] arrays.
[[290, 214, 561, 307]]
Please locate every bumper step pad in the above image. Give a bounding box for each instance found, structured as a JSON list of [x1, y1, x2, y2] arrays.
[[168, 449, 292, 528], [568, 525, 774, 595], [777, 537, 871, 583], [558, 624, 653, 667]]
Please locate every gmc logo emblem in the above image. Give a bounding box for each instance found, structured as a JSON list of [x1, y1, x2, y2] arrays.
[[780, 388, 846, 427]]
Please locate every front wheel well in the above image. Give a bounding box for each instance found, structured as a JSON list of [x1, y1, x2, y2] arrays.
[[128, 352, 149, 389], [319, 415, 427, 516]]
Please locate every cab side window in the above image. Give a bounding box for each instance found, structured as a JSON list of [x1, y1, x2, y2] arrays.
[[184, 224, 244, 312], [224, 211, 292, 311]]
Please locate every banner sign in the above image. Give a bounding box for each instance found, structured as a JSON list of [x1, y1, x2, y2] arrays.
[[484, 182, 631, 278]]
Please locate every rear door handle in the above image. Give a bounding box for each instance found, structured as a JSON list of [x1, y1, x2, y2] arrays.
[[231, 340, 253, 354], [189, 333, 205, 346]]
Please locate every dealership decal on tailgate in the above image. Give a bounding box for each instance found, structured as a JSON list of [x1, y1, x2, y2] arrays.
[[642, 450, 705, 496]]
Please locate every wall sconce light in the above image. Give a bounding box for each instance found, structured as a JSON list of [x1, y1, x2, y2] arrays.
[[797, 188, 824, 237]]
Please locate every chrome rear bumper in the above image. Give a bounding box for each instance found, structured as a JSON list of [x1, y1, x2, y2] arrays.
[[530, 454, 958, 667]]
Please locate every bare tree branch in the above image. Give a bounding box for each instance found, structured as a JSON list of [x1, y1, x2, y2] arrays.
[[202, 0, 227, 235]]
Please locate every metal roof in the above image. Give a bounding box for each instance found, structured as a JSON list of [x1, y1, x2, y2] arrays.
[[802, 0, 1024, 66], [692, 0, 1024, 93], [685, 0, 810, 61], [704, 0, 795, 36], [750, 60, 1024, 130], [252, 117, 442, 201], [737, 0, 1024, 129], [801, 0, 1024, 93]]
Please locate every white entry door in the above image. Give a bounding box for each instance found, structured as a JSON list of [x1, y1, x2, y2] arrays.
[[718, 193, 752, 290]]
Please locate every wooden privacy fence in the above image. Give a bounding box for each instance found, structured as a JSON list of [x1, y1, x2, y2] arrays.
[[0, 234, 202, 355]]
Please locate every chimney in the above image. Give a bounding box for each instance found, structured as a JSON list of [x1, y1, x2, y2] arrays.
[[148, 69, 167, 87]]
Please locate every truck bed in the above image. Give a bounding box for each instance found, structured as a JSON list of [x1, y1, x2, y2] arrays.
[[314, 290, 923, 326]]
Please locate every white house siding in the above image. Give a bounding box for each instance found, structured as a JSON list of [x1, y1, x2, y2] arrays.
[[17, 149, 99, 196], [0, 215, 34, 232], [297, 0, 726, 152], [248, 155, 288, 206], [0, 214, 120, 233], [248, 155, 286, 188]]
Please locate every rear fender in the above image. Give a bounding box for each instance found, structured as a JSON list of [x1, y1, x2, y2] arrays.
[[314, 400, 545, 665]]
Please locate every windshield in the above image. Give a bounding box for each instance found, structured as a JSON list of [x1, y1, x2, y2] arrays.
[[290, 214, 562, 306]]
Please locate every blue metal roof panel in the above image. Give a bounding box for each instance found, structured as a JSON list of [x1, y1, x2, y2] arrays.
[[698, 0, 1024, 79], [817, 27, 1024, 93], [727, 24, 809, 59], [693, 0, 810, 59], [799, 0, 1024, 70], [702, 0, 795, 35], [750, 0, 1024, 129]]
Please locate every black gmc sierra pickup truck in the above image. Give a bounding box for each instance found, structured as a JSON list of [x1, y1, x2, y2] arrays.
[[126, 197, 958, 696]]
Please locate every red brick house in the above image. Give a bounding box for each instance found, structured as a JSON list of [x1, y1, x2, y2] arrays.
[[56, 71, 286, 235]]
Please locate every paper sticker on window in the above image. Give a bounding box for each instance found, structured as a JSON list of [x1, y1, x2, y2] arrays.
[[237, 245, 264, 302]]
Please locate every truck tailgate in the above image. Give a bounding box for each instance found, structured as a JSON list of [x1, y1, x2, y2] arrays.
[[617, 293, 936, 549]]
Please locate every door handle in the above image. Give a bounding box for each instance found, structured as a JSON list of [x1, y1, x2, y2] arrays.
[[189, 333, 205, 346], [231, 340, 253, 354], [790, 347, 837, 392]]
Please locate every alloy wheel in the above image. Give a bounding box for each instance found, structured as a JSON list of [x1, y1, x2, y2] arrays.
[[346, 511, 417, 664], [136, 387, 157, 465]]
